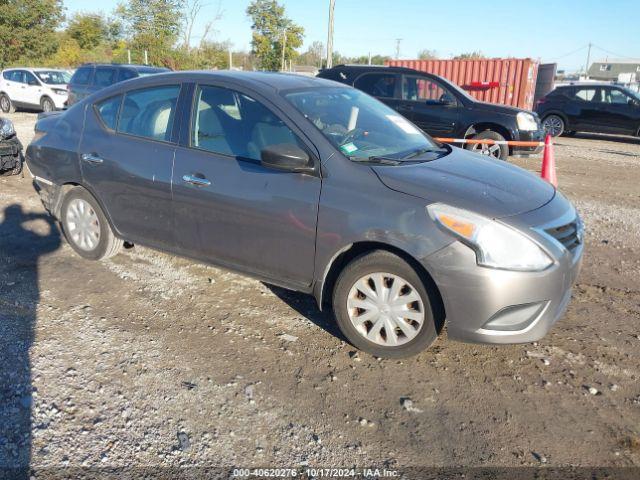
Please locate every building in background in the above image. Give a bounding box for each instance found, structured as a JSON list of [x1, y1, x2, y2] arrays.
[[587, 59, 640, 82]]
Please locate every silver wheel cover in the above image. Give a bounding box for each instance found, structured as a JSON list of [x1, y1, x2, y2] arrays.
[[347, 272, 425, 347], [65, 198, 101, 251]]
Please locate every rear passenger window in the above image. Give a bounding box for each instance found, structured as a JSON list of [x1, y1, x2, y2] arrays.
[[355, 73, 398, 99], [71, 67, 93, 85], [574, 88, 597, 102], [191, 85, 300, 161], [118, 85, 180, 142], [94, 67, 117, 87], [95, 95, 122, 130]]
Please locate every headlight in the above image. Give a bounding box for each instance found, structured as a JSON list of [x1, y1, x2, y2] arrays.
[[53, 89, 67, 96], [516, 112, 539, 131], [0, 118, 15, 139], [427, 203, 553, 271]]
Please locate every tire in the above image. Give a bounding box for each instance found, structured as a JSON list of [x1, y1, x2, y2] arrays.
[[60, 187, 122, 261], [40, 96, 55, 113], [0, 94, 15, 113], [465, 130, 508, 160], [542, 114, 565, 137], [332, 250, 440, 358]]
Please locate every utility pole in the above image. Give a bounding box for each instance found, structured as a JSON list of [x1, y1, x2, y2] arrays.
[[281, 27, 287, 72], [127, 49, 131, 64], [326, 0, 336, 68], [585, 42, 592, 78], [395, 38, 402, 59], [228, 48, 233, 69], [368, 52, 372, 65], [144, 50, 148, 65]]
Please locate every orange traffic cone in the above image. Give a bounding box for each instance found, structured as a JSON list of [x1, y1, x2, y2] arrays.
[[541, 134, 557, 187]]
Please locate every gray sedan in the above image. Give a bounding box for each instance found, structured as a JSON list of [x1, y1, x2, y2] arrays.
[[26, 71, 583, 358]]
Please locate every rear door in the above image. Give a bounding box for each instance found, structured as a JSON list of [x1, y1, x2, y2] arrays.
[[2, 71, 22, 103], [398, 74, 459, 135], [79, 83, 182, 249], [568, 86, 601, 130], [171, 83, 321, 287]]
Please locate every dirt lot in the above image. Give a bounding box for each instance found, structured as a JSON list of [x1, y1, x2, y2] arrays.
[[1, 111, 639, 475]]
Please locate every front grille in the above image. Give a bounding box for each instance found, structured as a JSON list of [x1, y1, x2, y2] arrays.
[[545, 220, 582, 253]]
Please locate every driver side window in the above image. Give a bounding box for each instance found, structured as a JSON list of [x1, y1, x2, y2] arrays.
[[402, 76, 455, 105], [191, 85, 301, 161]]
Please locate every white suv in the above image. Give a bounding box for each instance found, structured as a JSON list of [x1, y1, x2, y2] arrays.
[[0, 68, 70, 113]]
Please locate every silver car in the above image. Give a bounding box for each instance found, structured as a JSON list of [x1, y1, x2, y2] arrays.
[[26, 72, 584, 358]]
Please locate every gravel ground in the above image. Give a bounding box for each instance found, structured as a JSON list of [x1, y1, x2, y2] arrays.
[[1, 112, 639, 476]]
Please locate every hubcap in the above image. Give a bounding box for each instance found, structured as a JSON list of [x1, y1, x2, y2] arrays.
[[43, 100, 53, 112], [543, 116, 563, 136], [65, 199, 101, 251], [471, 142, 502, 158], [347, 272, 425, 347]]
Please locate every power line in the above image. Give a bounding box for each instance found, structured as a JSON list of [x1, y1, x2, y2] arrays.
[[591, 44, 640, 60], [546, 44, 589, 62]]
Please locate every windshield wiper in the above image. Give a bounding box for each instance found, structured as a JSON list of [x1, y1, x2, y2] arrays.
[[351, 156, 402, 165], [402, 146, 448, 159]]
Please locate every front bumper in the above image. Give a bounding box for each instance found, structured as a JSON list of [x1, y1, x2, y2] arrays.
[[423, 193, 583, 344], [512, 128, 545, 155], [52, 93, 68, 110], [0, 136, 23, 173]]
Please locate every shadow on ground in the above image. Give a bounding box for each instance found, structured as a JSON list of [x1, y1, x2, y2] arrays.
[[0, 204, 60, 478]]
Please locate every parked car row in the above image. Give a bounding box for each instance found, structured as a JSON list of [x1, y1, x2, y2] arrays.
[[0, 63, 169, 114], [26, 71, 583, 357]]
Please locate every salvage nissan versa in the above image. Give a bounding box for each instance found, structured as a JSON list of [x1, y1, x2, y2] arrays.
[[26, 72, 584, 358]]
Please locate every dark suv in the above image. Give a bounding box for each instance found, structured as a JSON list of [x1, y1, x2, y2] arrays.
[[535, 83, 640, 137], [67, 63, 170, 107], [318, 65, 544, 160]]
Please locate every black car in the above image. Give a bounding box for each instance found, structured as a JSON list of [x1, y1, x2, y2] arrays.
[[535, 83, 640, 137], [0, 117, 22, 176], [67, 63, 170, 107], [317, 65, 545, 160]]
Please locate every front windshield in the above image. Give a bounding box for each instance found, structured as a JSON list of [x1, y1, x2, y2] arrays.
[[35, 70, 69, 85], [622, 87, 640, 102], [285, 87, 442, 161]]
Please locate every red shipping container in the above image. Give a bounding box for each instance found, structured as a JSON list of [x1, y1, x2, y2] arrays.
[[385, 58, 539, 111]]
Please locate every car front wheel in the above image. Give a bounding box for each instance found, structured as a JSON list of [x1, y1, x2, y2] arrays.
[[465, 130, 508, 160], [60, 187, 122, 261], [542, 114, 565, 137], [41, 96, 55, 113], [332, 250, 440, 358]]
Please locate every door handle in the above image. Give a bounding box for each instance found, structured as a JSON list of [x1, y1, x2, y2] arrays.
[[182, 174, 211, 187], [81, 153, 104, 164]]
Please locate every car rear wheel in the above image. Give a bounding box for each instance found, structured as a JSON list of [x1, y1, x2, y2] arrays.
[[542, 114, 565, 137], [465, 130, 508, 160], [332, 250, 439, 358], [0, 94, 15, 113], [61, 187, 122, 261], [40, 96, 55, 113]]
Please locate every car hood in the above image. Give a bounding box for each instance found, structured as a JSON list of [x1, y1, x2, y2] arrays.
[[469, 100, 527, 115], [372, 147, 555, 218]]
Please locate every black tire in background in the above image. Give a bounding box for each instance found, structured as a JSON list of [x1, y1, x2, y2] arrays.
[[60, 187, 122, 261], [40, 96, 55, 113], [465, 130, 509, 160], [542, 114, 565, 137], [0, 94, 15, 113], [332, 250, 440, 358]]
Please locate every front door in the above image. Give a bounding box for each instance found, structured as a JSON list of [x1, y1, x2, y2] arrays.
[[171, 84, 321, 287], [398, 75, 459, 135], [597, 87, 640, 134], [79, 84, 181, 250]]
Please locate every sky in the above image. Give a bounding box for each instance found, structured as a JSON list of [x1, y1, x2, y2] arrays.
[[63, 0, 640, 72]]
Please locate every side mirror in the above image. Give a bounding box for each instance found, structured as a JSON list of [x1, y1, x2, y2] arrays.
[[439, 95, 456, 107], [261, 143, 314, 173], [628, 98, 639, 107]]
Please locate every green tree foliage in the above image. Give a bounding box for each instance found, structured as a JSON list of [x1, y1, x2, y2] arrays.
[[116, 0, 185, 65], [418, 49, 438, 60], [66, 13, 109, 50], [298, 41, 324, 67], [0, 0, 64, 67], [246, 0, 304, 71]]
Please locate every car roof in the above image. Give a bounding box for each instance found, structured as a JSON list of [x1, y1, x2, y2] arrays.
[[323, 64, 422, 74], [99, 70, 342, 95], [555, 82, 617, 88]]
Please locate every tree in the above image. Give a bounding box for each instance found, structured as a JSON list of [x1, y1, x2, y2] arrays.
[[453, 51, 486, 60], [246, 0, 304, 71], [298, 41, 323, 67], [0, 0, 64, 67], [116, 0, 185, 65], [418, 49, 437, 60], [66, 13, 109, 50], [181, 0, 223, 50]]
